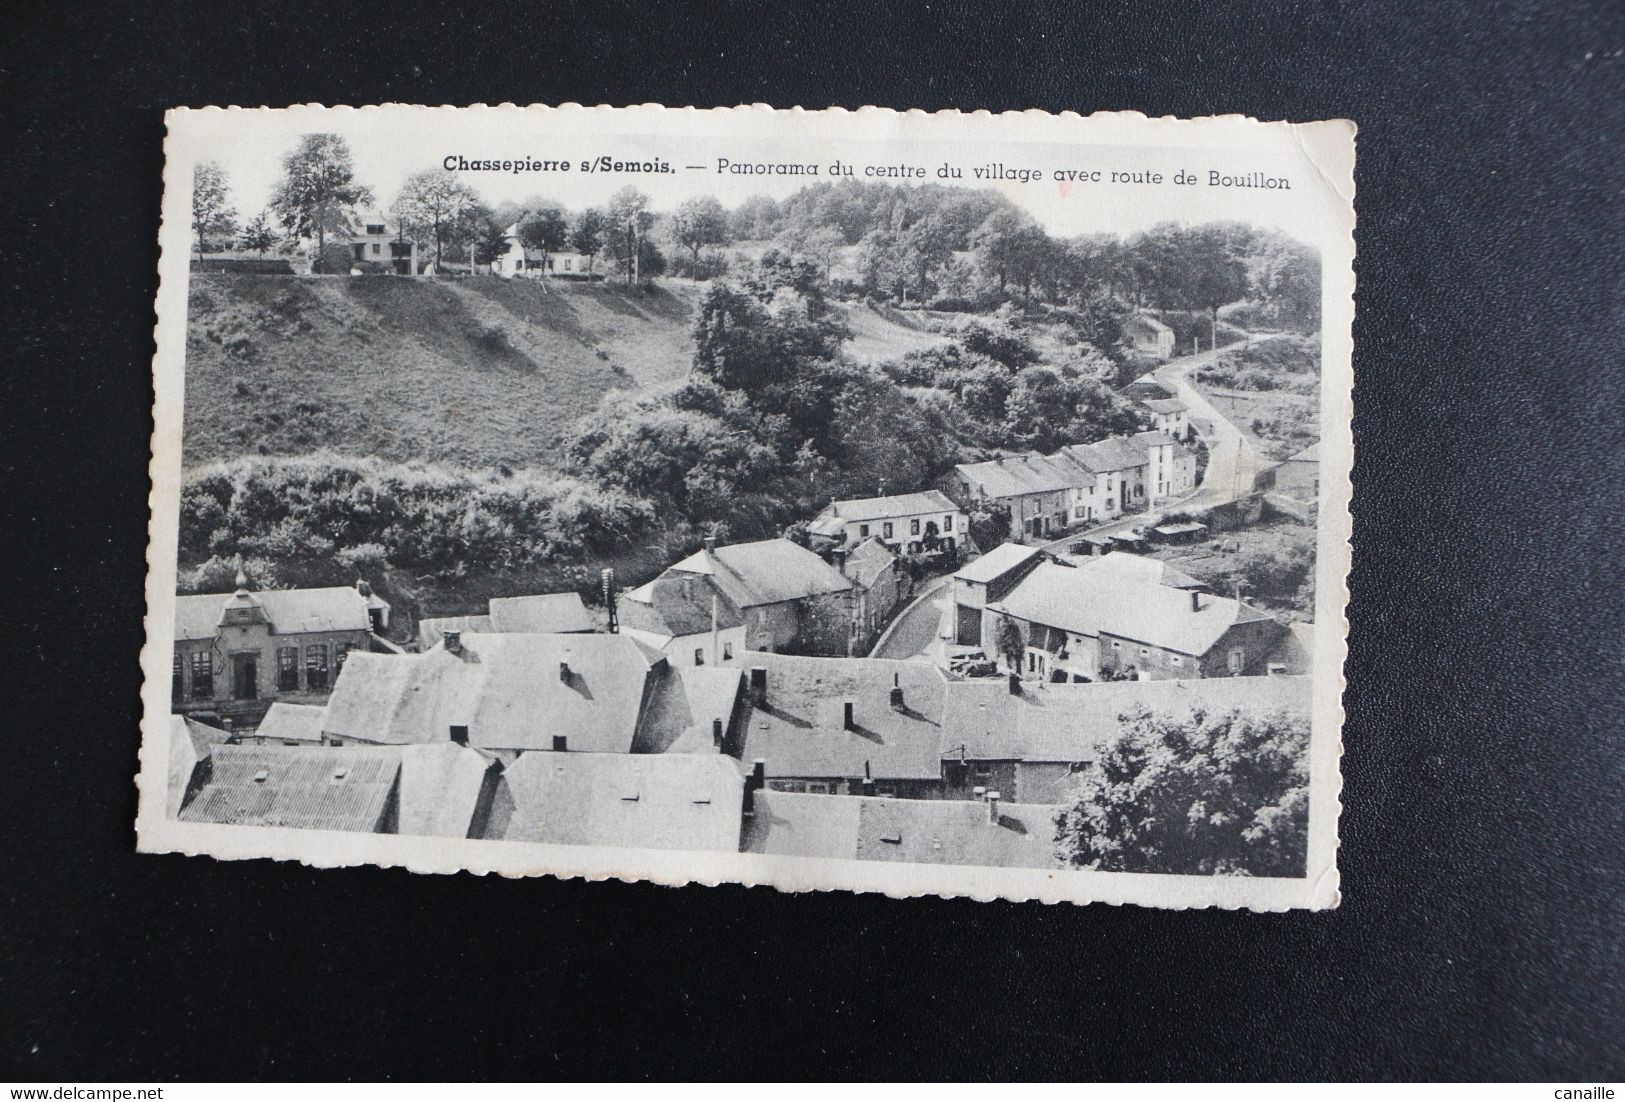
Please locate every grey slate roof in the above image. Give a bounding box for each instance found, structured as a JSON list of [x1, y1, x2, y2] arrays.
[[986, 555, 1275, 656], [1142, 397, 1188, 414], [824, 489, 961, 523], [254, 702, 328, 744], [744, 791, 1065, 869], [954, 542, 1044, 585], [735, 652, 950, 781], [175, 586, 375, 641], [322, 633, 665, 753], [941, 674, 1312, 762], [950, 454, 1077, 499], [487, 751, 745, 852], [664, 539, 853, 609]]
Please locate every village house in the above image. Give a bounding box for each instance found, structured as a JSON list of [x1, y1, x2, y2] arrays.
[[485, 752, 745, 852], [172, 574, 393, 728], [655, 536, 860, 655], [808, 489, 967, 557], [247, 701, 327, 746], [1054, 430, 1185, 521], [348, 217, 420, 276], [417, 591, 595, 650], [938, 674, 1312, 805], [947, 542, 1048, 648], [1123, 312, 1176, 360], [1141, 396, 1192, 441], [492, 224, 602, 280], [840, 537, 907, 645], [321, 631, 740, 760], [729, 652, 951, 799], [616, 572, 747, 668], [936, 454, 1076, 541], [981, 553, 1288, 682], [1256, 440, 1320, 523], [743, 789, 1064, 869]]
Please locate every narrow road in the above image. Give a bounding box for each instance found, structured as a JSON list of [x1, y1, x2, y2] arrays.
[[1030, 335, 1277, 556], [869, 574, 952, 661]]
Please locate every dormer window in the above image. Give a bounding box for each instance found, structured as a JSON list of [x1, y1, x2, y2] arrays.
[[366, 224, 386, 235]]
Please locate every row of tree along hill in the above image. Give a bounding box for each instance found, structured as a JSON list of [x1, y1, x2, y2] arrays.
[[191, 135, 1318, 335]]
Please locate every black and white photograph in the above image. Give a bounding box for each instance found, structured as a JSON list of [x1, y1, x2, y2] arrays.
[[139, 105, 1353, 909]]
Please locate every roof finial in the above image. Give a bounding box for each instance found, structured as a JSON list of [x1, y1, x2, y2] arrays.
[[233, 554, 248, 591]]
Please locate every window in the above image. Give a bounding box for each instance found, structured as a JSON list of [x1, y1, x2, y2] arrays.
[[563, 258, 573, 270], [172, 653, 183, 701], [371, 243, 381, 256], [910, 518, 921, 536], [1139, 646, 1150, 661], [277, 647, 299, 691], [945, 514, 955, 533], [366, 224, 386, 235], [1170, 655, 1185, 669], [305, 644, 329, 691], [1111, 640, 1122, 650], [693, 648, 705, 666], [1228, 648, 1246, 674], [723, 641, 733, 660], [859, 524, 870, 538], [882, 522, 893, 539], [190, 652, 213, 699]]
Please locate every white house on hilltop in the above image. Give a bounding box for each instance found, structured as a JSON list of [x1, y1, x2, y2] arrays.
[[492, 222, 602, 280]]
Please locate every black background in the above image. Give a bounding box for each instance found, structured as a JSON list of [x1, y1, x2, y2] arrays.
[[3, 0, 1621, 1082]]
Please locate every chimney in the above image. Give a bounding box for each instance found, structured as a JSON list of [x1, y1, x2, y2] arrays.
[[1190, 589, 1202, 613], [703, 534, 718, 553], [973, 785, 987, 802], [743, 758, 767, 816], [987, 790, 1002, 822], [843, 701, 856, 730], [443, 630, 462, 654], [1007, 672, 1022, 695], [832, 547, 849, 575], [553, 735, 568, 752], [889, 672, 905, 711], [558, 661, 571, 683], [449, 724, 469, 746], [601, 567, 618, 634], [861, 777, 876, 797], [876, 479, 887, 497], [712, 717, 724, 747], [749, 666, 767, 706]]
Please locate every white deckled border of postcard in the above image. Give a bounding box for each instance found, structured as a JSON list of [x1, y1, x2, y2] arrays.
[[137, 104, 1355, 910]]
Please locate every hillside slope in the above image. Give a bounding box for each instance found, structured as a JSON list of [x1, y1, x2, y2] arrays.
[[182, 275, 701, 467]]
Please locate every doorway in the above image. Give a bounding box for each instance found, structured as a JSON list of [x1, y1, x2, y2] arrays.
[[232, 654, 258, 700]]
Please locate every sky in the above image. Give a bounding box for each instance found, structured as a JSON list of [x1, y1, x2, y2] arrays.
[[170, 107, 1333, 244]]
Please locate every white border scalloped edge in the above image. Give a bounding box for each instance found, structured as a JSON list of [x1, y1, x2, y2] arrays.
[[137, 103, 1354, 911]]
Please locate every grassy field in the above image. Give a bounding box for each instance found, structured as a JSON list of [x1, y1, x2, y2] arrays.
[[182, 274, 701, 468], [839, 302, 955, 364], [1194, 335, 1321, 460]]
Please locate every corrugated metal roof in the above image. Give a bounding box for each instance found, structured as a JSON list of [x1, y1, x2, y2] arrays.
[[986, 557, 1276, 656], [178, 745, 400, 832], [826, 489, 961, 523], [942, 675, 1312, 763], [322, 633, 663, 753], [664, 539, 853, 609], [489, 751, 745, 852], [735, 652, 950, 781], [174, 586, 373, 641]]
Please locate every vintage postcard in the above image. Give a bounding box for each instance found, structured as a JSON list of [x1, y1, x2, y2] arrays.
[[138, 104, 1354, 909]]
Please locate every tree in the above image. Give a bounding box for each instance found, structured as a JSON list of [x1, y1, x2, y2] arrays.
[[605, 187, 653, 283], [517, 207, 568, 277], [191, 162, 237, 260], [967, 501, 1011, 550], [994, 613, 1026, 673], [392, 168, 483, 271], [237, 209, 278, 256], [570, 208, 607, 277], [902, 211, 956, 302], [1054, 705, 1311, 876], [269, 134, 373, 257], [473, 218, 512, 271], [1179, 225, 1252, 349], [671, 196, 730, 277]]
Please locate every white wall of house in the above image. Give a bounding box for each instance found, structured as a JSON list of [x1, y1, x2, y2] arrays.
[[839, 509, 966, 551]]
